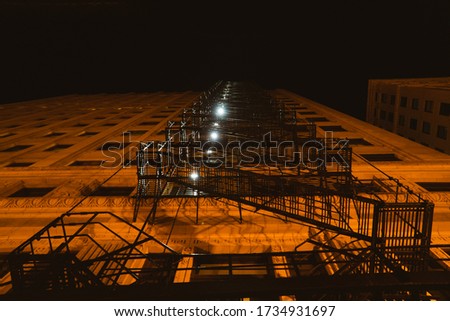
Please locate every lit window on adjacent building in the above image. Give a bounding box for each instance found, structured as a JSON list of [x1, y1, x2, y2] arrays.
[[409, 118, 417, 130], [424, 100, 433, 113], [6, 162, 34, 167], [422, 121, 431, 134], [400, 96, 407, 107], [319, 125, 347, 132], [9, 187, 55, 197], [390, 95, 396, 105], [440, 102, 450, 116], [398, 115, 405, 126], [360, 153, 401, 162], [416, 182, 450, 192], [437, 125, 448, 140], [45, 144, 73, 151], [69, 160, 103, 166], [87, 186, 135, 197], [0, 145, 33, 152], [411, 98, 419, 110]]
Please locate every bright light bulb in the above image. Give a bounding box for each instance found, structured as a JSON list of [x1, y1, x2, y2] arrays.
[[190, 172, 199, 180], [206, 149, 213, 154], [213, 122, 219, 127], [210, 131, 219, 140], [216, 106, 225, 116]]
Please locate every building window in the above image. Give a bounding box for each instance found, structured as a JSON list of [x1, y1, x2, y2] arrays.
[[424, 100, 433, 113], [409, 118, 417, 130], [437, 125, 448, 140], [0, 145, 33, 152], [305, 117, 329, 122], [69, 160, 103, 166], [79, 131, 99, 136], [422, 121, 431, 134], [6, 162, 34, 167], [139, 121, 159, 126], [381, 93, 387, 103], [398, 115, 405, 126], [319, 125, 347, 132], [72, 123, 88, 127], [400, 96, 407, 107], [440, 102, 450, 116], [416, 182, 450, 192], [388, 112, 394, 122], [299, 111, 317, 115], [390, 95, 396, 105], [411, 98, 419, 110], [101, 123, 118, 127], [45, 144, 73, 151], [44, 132, 65, 137], [380, 110, 386, 120], [88, 186, 135, 197], [347, 138, 373, 146], [9, 187, 55, 197], [360, 154, 401, 162]]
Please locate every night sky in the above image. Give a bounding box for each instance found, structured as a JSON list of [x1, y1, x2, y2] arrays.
[[1, 0, 449, 119]]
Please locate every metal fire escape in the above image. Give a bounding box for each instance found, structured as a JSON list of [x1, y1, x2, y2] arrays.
[[4, 81, 450, 300]]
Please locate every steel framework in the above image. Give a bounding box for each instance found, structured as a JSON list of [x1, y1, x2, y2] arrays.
[[3, 81, 450, 300]]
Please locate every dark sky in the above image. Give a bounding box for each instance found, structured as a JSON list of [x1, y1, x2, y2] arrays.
[[1, 0, 449, 119]]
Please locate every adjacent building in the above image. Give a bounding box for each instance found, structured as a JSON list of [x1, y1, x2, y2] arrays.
[[366, 77, 450, 154]]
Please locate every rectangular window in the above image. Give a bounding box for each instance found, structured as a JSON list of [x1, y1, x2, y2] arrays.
[[45, 144, 73, 151], [398, 115, 405, 126], [347, 138, 373, 146], [422, 121, 431, 134], [88, 186, 135, 197], [299, 111, 317, 115], [79, 131, 98, 137], [69, 160, 103, 166], [6, 162, 34, 167], [424, 100, 433, 113], [390, 95, 396, 105], [305, 117, 329, 122], [44, 132, 65, 137], [400, 96, 407, 107], [139, 121, 159, 126], [411, 98, 419, 110], [437, 125, 448, 139], [409, 118, 417, 130], [360, 154, 401, 162], [1, 145, 33, 152], [9, 187, 55, 197], [381, 93, 387, 103], [319, 125, 347, 132], [380, 110, 386, 120], [416, 182, 450, 192], [440, 102, 450, 116]]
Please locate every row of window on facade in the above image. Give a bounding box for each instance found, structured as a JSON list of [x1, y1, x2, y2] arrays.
[[375, 93, 450, 116]]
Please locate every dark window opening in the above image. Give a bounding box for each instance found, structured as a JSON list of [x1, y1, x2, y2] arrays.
[[69, 160, 103, 166], [139, 121, 159, 126], [9, 187, 55, 197], [437, 126, 447, 140], [319, 125, 347, 132], [411, 98, 419, 110], [400, 96, 407, 107], [34, 124, 47, 128], [6, 162, 34, 167], [88, 186, 135, 197], [398, 115, 405, 126], [94, 117, 106, 120], [72, 123, 88, 127], [1, 145, 33, 152], [44, 132, 65, 137], [305, 117, 329, 122], [409, 118, 417, 130], [101, 123, 117, 126], [422, 122, 431, 134], [45, 144, 73, 151], [440, 102, 450, 116], [347, 138, 373, 146], [360, 153, 401, 162], [390, 95, 396, 105], [425, 100, 433, 113], [416, 182, 450, 192], [299, 111, 317, 115]]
